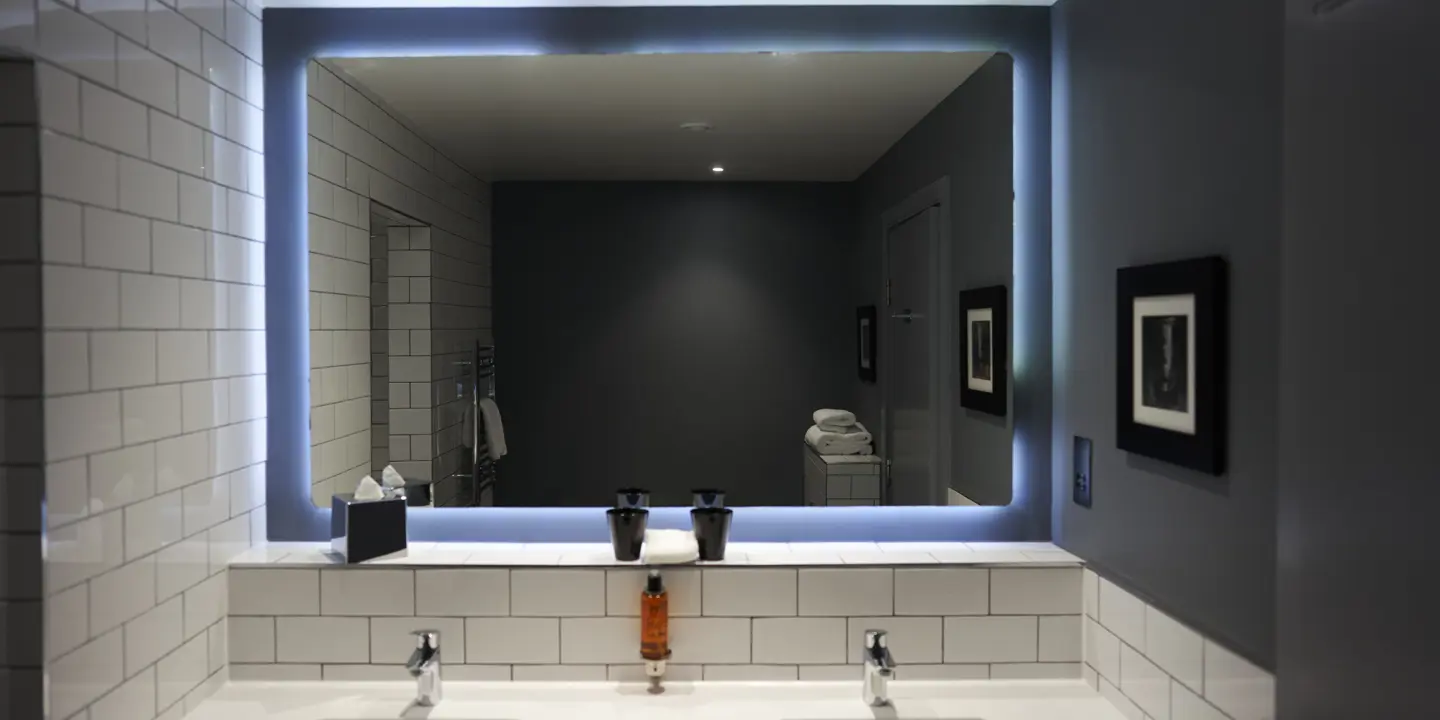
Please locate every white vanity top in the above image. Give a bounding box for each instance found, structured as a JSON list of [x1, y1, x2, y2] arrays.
[[186, 680, 1125, 720], [230, 541, 1081, 568]]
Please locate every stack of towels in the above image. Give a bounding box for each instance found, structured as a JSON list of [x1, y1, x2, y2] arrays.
[[805, 408, 873, 456]]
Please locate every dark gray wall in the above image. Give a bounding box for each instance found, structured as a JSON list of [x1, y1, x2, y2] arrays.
[[493, 182, 857, 507], [0, 57, 45, 718], [1279, 0, 1439, 716], [1050, 0, 1281, 668], [855, 54, 1016, 506]]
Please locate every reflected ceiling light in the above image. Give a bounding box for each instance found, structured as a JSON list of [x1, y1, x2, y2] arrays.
[[680, 122, 712, 133], [711, 166, 725, 174]]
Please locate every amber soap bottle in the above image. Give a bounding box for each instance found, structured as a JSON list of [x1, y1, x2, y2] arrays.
[[640, 568, 670, 691]]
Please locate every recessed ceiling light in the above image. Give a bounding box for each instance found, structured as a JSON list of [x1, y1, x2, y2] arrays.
[[711, 166, 725, 174], [680, 122, 712, 133]]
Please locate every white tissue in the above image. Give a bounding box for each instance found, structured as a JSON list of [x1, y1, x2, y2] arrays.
[[640, 529, 700, 565], [354, 475, 385, 501], [381, 465, 405, 488]]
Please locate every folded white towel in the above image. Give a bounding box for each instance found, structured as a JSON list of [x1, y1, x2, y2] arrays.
[[641, 529, 700, 565], [810, 443, 874, 457], [817, 422, 863, 434], [805, 423, 874, 455], [813, 408, 856, 428], [478, 397, 506, 460]]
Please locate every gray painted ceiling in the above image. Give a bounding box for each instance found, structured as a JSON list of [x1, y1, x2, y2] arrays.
[[329, 52, 993, 181]]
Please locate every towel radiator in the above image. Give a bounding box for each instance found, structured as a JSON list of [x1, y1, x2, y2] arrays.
[[433, 343, 497, 507]]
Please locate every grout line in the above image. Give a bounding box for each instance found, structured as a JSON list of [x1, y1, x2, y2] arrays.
[[1200, 638, 1208, 696], [42, 127, 263, 204], [1035, 614, 1040, 660]]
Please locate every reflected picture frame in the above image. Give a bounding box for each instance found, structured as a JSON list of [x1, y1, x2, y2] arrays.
[[1116, 256, 1228, 475], [958, 285, 1007, 416], [857, 305, 878, 383]]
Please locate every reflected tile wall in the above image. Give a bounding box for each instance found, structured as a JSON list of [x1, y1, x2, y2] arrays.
[[305, 60, 490, 506]]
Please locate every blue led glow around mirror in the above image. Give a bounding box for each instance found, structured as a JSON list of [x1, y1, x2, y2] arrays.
[[264, 6, 1052, 542]]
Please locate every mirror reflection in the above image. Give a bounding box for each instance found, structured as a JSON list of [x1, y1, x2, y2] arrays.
[[307, 51, 1015, 508]]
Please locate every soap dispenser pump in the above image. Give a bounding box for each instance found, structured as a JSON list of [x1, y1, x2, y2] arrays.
[[640, 568, 671, 693]]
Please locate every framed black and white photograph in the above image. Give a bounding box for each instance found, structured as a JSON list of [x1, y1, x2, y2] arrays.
[[857, 305, 877, 383], [958, 285, 1007, 416], [1116, 256, 1227, 475]]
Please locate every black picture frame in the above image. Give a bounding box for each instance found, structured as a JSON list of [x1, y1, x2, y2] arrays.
[[958, 285, 1008, 416], [856, 305, 877, 383], [1116, 256, 1228, 475]]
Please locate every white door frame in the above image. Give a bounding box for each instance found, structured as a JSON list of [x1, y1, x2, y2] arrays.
[[878, 176, 953, 506]]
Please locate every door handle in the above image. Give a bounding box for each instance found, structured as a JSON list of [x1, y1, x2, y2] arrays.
[[890, 309, 924, 322]]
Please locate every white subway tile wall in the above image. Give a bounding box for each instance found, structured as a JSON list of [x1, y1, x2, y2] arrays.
[[1098, 576, 1147, 648], [701, 568, 798, 616], [1082, 569, 1275, 720], [667, 617, 751, 664], [319, 568, 415, 616], [802, 448, 883, 506], [14, 3, 270, 718], [415, 568, 509, 616], [305, 61, 490, 505], [845, 616, 942, 664], [1039, 614, 1084, 661], [559, 617, 641, 664], [943, 616, 1039, 663], [991, 567, 1082, 615], [797, 568, 893, 616], [894, 567, 989, 615], [606, 568, 700, 617], [751, 618, 847, 664], [228, 565, 1083, 681]]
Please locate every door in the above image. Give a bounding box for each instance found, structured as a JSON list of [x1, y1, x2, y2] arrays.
[[884, 207, 939, 506]]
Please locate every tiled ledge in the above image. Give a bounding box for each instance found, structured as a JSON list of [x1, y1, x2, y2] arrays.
[[226, 563, 1086, 680], [230, 541, 1081, 568]]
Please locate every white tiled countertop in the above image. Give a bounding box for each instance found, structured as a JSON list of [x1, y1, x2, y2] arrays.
[[230, 541, 1081, 568]]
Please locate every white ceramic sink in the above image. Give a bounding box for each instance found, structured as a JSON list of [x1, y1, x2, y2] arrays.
[[187, 681, 1126, 720]]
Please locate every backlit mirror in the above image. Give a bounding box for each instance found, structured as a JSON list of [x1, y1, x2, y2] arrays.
[[306, 51, 1015, 508]]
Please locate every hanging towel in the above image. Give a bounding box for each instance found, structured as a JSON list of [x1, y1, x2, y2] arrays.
[[805, 423, 874, 455], [462, 404, 476, 449], [812, 408, 856, 428], [478, 397, 507, 460]]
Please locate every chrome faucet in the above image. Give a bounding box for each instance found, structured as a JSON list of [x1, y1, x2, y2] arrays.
[[406, 630, 442, 706], [863, 629, 896, 707]]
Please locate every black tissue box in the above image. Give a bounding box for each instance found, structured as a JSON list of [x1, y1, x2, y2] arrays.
[[331, 493, 407, 563]]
